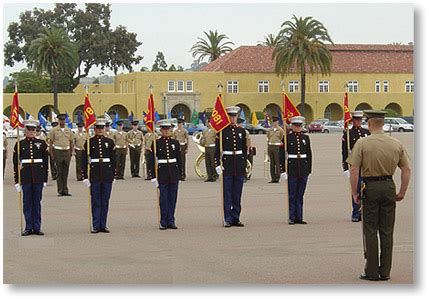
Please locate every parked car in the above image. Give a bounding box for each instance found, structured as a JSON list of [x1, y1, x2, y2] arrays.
[[322, 121, 344, 133], [384, 117, 414, 132], [245, 120, 269, 134], [308, 119, 329, 133]]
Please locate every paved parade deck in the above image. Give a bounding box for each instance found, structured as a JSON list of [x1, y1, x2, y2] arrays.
[[2, 133, 414, 284]]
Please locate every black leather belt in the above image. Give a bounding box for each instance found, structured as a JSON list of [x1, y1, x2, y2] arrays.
[[362, 176, 392, 182]]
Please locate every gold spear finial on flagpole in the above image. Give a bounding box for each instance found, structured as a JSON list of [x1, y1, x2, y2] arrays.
[[217, 81, 223, 93], [149, 83, 154, 94], [281, 80, 285, 92]]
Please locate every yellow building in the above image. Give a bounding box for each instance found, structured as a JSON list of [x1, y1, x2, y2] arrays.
[[3, 44, 413, 123]]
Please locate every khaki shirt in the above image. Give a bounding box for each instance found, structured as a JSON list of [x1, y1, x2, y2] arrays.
[[35, 131, 47, 142], [145, 132, 158, 150], [267, 127, 284, 145], [104, 130, 115, 141], [3, 133, 8, 151], [245, 129, 251, 148], [113, 131, 127, 148], [201, 128, 216, 147], [347, 131, 411, 177], [73, 131, 87, 150], [126, 129, 144, 147], [48, 126, 73, 149], [173, 128, 189, 149]]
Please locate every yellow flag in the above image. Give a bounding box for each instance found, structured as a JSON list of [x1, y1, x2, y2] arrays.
[[251, 111, 258, 127]]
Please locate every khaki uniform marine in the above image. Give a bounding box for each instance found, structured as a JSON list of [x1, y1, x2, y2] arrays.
[[46, 123, 58, 180], [73, 126, 87, 181], [104, 129, 115, 141], [173, 121, 189, 180], [48, 114, 74, 196], [347, 110, 411, 281], [144, 131, 158, 180], [3, 132, 7, 177], [266, 117, 284, 183], [200, 125, 217, 182], [126, 123, 144, 177], [113, 126, 128, 179]]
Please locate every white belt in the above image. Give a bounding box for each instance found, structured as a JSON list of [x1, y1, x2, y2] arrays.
[[180, 142, 187, 146], [158, 158, 177, 164], [130, 144, 142, 147], [269, 142, 282, 146], [205, 144, 216, 147], [54, 145, 70, 150], [75, 147, 83, 151], [288, 154, 307, 159], [115, 145, 127, 149], [223, 150, 243, 155], [90, 158, 111, 163], [21, 159, 43, 164]]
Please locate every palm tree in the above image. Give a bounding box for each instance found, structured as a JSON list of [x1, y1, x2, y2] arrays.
[[28, 27, 78, 113], [273, 15, 333, 117], [257, 33, 281, 47], [190, 30, 234, 63]]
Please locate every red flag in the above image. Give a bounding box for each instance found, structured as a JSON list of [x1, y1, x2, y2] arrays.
[[83, 94, 96, 129], [146, 94, 155, 133], [282, 93, 300, 124], [10, 90, 21, 129], [343, 92, 352, 128], [209, 94, 231, 132]]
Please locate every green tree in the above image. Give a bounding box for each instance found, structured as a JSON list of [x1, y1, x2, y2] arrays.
[[273, 16, 333, 117], [257, 33, 282, 47], [168, 64, 177, 71], [152, 51, 168, 71], [4, 69, 51, 93], [177, 65, 184, 72], [4, 3, 143, 91], [93, 78, 100, 84], [190, 30, 234, 63], [28, 27, 78, 112]]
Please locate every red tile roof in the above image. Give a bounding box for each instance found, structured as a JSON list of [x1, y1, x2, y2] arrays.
[[200, 44, 413, 73]]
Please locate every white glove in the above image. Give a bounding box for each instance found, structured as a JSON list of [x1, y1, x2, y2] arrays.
[[113, 179, 116, 184], [14, 184, 21, 192], [43, 182, 47, 187], [308, 173, 312, 178], [280, 172, 288, 181], [151, 178, 159, 188], [343, 170, 350, 178], [83, 179, 91, 188], [216, 165, 223, 175], [129, 144, 135, 149]]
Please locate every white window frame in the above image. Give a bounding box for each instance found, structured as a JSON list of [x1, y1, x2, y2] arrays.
[[168, 80, 175, 92], [405, 80, 414, 93], [177, 80, 185, 92], [289, 80, 299, 93], [227, 80, 239, 93], [375, 80, 381, 93], [258, 80, 269, 93], [318, 80, 329, 93], [348, 81, 358, 93], [186, 80, 193, 92], [383, 80, 389, 92]]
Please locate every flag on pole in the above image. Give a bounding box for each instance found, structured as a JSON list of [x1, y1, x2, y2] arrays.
[[77, 111, 84, 123], [83, 94, 96, 129], [263, 112, 270, 128], [251, 112, 258, 127], [104, 112, 112, 124], [343, 92, 352, 129], [209, 94, 230, 132], [10, 88, 21, 129], [3, 115, 10, 124], [178, 111, 184, 120], [128, 111, 134, 122], [65, 112, 73, 129], [38, 112, 48, 129], [146, 94, 155, 132], [25, 112, 34, 120], [282, 93, 301, 124], [239, 109, 247, 126], [142, 111, 147, 124], [191, 109, 199, 125], [199, 112, 206, 125], [167, 111, 172, 119], [51, 110, 58, 123], [277, 109, 284, 127], [154, 110, 161, 123], [111, 112, 119, 129]]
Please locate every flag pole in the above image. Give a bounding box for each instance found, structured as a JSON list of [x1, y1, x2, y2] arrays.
[[85, 86, 92, 232], [281, 81, 290, 220], [217, 82, 225, 226], [150, 84, 161, 224], [14, 82, 24, 234]]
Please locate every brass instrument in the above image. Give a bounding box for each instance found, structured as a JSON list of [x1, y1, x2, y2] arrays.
[[192, 131, 253, 180]]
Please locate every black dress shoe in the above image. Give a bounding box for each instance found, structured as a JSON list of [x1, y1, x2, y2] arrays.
[[269, 180, 279, 183], [21, 230, 32, 236], [159, 225, 167, 230], [232, 222, 244, 227], [91, 229, 99, 234], [224, 223, 232, 228], [359, 273, 379, 281], [57, 193, 63, 197], [168, 224, 178, 229], [63, 193, 72, 196], [145, 177, 151, 180], [33, 230, 44, 236], [379, 276, 390, 281], [295, 220, 307, 224], [204, 179, 211, 182], [100, 228, 110, 233], [288, 219, 295, 225]]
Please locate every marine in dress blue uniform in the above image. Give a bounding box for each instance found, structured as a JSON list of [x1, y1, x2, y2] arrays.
[[215, 106, 247, 228], [13, 120, 49, 236], [342, 111, 370, 222], [151, 120, 182, 230], [81, 119, 116, 233], [280, 116, 312, 225]]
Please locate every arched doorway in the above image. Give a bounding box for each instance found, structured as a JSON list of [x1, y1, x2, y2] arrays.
[[296, 103, 314, 123], [171, 103, 191, 121], [73, 105, 84, 123], [237, 103, 251, 122], [324, 103, 343, 121], [108, 104, 128, 119], [355, 103, 373, 111], [38, 105, 55, 121], [3, 106, 25, 119], [264, 103, 282, 119], [385, 102, 403, 116]]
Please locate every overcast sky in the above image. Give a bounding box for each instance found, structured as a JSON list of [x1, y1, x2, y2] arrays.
[[3, 2, 414, 77]]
